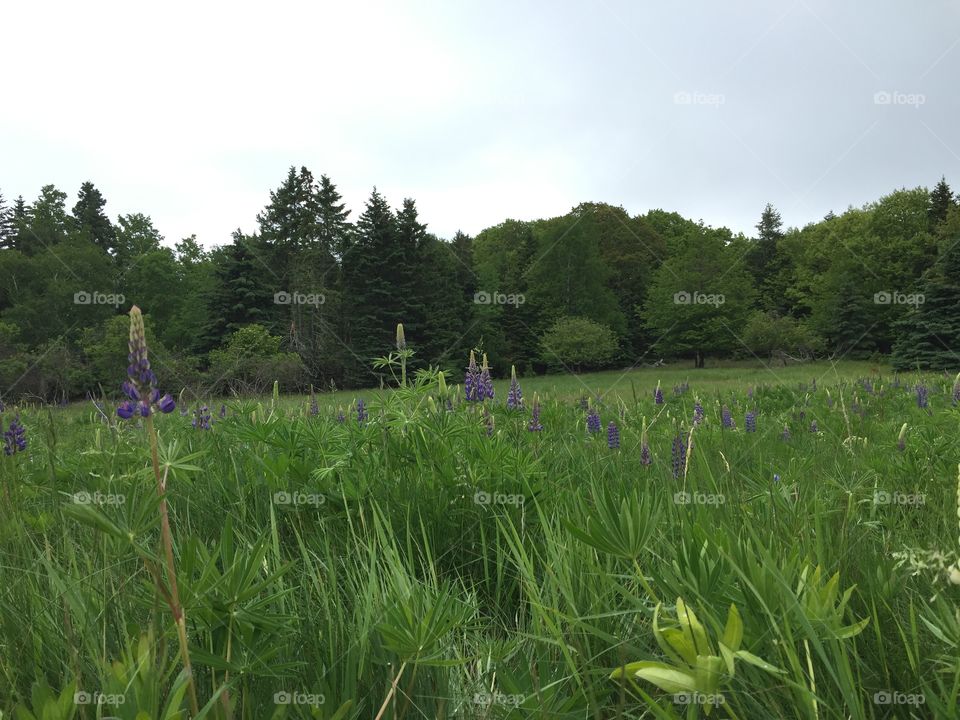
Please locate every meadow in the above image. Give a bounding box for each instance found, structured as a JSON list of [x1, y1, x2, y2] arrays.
[[2, 353, 959, 719]]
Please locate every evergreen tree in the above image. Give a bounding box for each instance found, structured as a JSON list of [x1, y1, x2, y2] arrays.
[[72, 181, 116, 255], [929, 176, 955, 229], [891, 207, 960, 369], [748, 203, 789, 312], [0, 191, 13, 250]]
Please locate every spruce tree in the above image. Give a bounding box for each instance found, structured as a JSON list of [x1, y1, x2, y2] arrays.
[[72, 181, 116, 255], [891, 207, 960, 369], [929, 176, 955, 230], [0, 191, 13, 250]]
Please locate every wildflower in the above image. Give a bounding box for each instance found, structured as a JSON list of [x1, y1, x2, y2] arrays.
[[916, 384, 929, 409], [607, 421, 620, 449], [810, 420, 818, 433], [586, 408, 601, 434], [747, 386, 754, 400], [506, 365, 523, 409], [192, 406, 211, 430], [309, 387, 319, 417], [654, 383, 664, 405], [336, 406, 345, 423], [3, 414, 27, 455], [897, 422, 907, 452], [527, 395, 543, 432], [464, 351, 482, 402], [692, 399, 704, 426], [396, 322, 406, 351], [745, 411, 757, 433], [774, 473, 781, 483], [780, 425, 791, 441], [356, 399, 368, 424], [117, 306, 175, 419], [671, 433, 686, 478], [480, 354, 494, 400], [953, 373, 960, 405], [219, 404, 227, 419], [578, 395, 589, 411], [721, 405, 735, 429]]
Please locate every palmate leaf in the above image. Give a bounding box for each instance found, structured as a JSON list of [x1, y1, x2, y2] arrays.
[[565, 488, 657, 560]]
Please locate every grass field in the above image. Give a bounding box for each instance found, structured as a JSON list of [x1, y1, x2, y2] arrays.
[[2, 359, 959, 719]]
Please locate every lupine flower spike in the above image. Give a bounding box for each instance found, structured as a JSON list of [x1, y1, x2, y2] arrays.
[[607, 421, 620, 449], [897, 423, 907, 452], [721, 405, 735, 429], [693, 399, 704, 426], [336, 406, 345, 423], [480, 354, 494, 400], [527, 394, 543, 432], [464, 351, 482, 402], [192, 406, 211, 430], [507, 365, 523, 409], [356, 399, 368, 424], [309, 386, 319, 417], [3, 414, 27, 455], [916, 384, 929, 409], [654, 382, 664, 405], [482, 406, 494, 436], [745, 411, 757, 433], [640, 418, 652, 466], [219, 404, 227, 419], [586, 407, 601, 434], [781, 425, 791, 441], [810, 420, 818, 433], [671, 433, 686, 478], [117, 306, 175, 419]]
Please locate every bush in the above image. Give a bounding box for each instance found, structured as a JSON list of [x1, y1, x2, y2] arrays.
[[207, 324, 306, 395], [538, 316, 618, 372]]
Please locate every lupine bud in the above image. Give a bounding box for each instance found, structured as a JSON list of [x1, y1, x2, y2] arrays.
[[480, 354, 494, 400], [607, 421, 620, 449], [527, 394, 543, 432], [396, 323, 406, 351], [507, 365, 523, 409], [693, 399, 704, 426], [654, 382, 664, 405], [356, 399, 368, 424], [897, 422, 907, 451]]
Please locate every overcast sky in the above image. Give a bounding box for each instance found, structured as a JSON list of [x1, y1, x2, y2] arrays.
[[2, 0, 958, 247]]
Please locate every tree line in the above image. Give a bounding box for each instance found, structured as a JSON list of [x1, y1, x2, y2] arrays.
[[1, 168, 958, 402]]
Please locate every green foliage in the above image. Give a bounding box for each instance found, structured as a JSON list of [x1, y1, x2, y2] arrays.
[[207, 324, 306, 394], [539, 315, 619, 371]]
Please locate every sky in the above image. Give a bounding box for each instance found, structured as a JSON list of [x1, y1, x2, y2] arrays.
[[2, 0, 959, 247]]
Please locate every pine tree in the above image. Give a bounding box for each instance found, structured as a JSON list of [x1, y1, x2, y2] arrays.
[[749, 203, 791, 313], [72, 181, 116, 254], [891, 207, 960, 369], [928, 176, 955, 230], [0, 191, 13, 250]]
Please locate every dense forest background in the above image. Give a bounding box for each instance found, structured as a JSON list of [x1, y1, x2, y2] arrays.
[[1, 168, 959, 402]]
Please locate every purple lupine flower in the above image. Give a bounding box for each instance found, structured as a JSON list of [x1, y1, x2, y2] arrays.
[[693, 400, 704, 426], [506, 365, 523, 409], [116, 306, 175, 419], [780, 425, 791, 441], [192, 405, 211, 430], [356, 399, 367, 424], [721, 405, 735, 429], [479, 354, 494, 400], [3, 414, 27, 455], [578, 395, 589, 411], [671, 433, 686, 478], [464, 351, 482, 402], [747, 386, 754, 400], [527, 396, 543, 432], [640, 441, 651, 466], [654, 384, 664, 404], [916, 384, 929, 409], [586, 408, 601, 434], [745, 411, 757, 433], [774, 473, 781, 483], [826, 396, 834, 408], [219, 404, 227, 419], [309, 391, 319, 417], [810, 420, 818, 433], [607, 421, 620, 449], [336, 407, 345, 423]]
